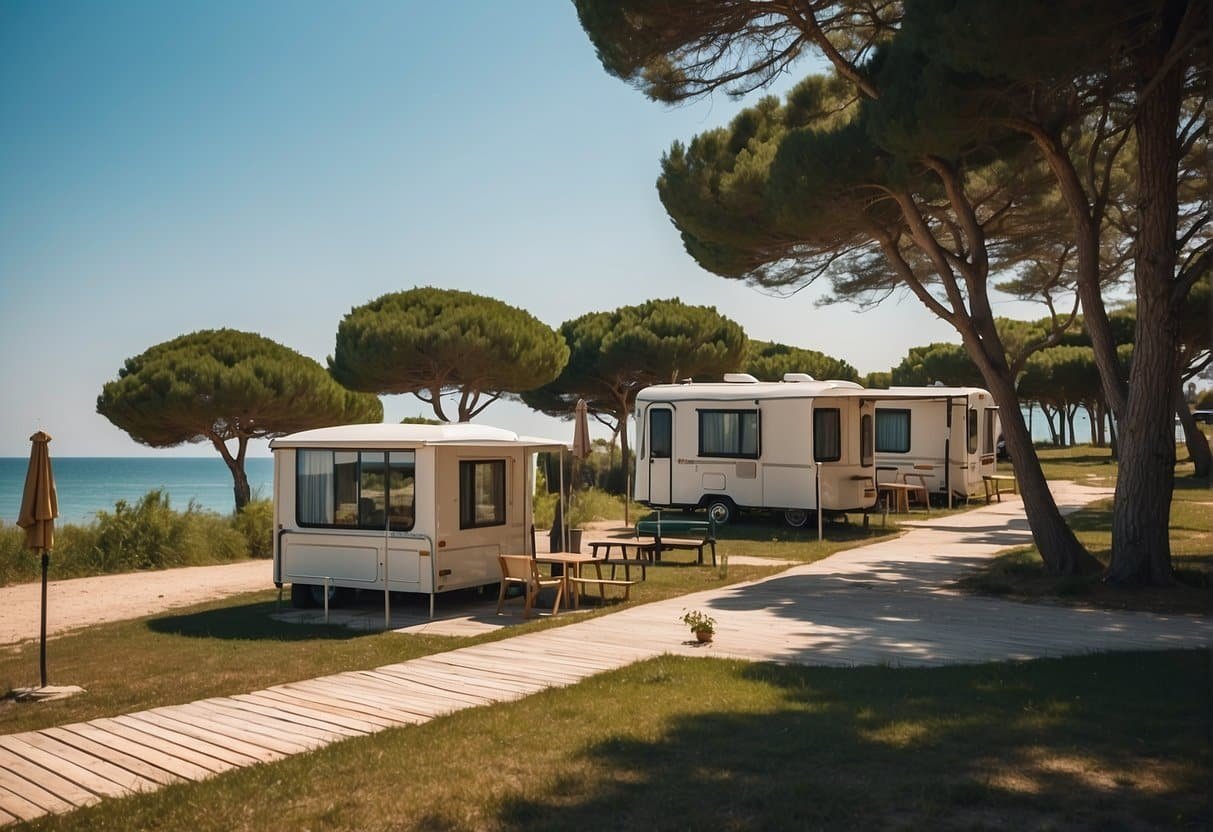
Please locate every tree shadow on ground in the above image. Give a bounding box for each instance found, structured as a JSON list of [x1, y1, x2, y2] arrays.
[[495, 652, 1209, 831], [145, 599, 367, 641]]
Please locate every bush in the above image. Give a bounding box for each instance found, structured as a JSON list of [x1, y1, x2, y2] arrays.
[[0, 489, 260, 587], [233, 499, 274, 558]]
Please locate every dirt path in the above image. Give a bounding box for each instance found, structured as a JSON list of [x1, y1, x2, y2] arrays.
[[0, 560, 273, 647]]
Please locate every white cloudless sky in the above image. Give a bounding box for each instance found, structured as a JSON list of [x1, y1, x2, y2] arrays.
[[0, 1, 1047, 458]]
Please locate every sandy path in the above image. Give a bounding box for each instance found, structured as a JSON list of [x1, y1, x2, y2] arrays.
[[0, 560, 274, 646]]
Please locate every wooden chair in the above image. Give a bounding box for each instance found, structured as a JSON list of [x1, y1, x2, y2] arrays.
[[496, 555, 563, 619]]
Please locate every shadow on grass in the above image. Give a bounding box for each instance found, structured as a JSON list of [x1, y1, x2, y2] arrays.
[[146, 599, 368, 642], [495, 652, 1209, 831]]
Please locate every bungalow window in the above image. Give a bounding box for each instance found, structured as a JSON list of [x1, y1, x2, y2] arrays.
[[983, 409, 997, 454], [698, 409, 759, 459], [460, 460, 506, 529], [875, 409, 911, 453], [860, 413, 873, 467], [814, 408, 841, 462], [297, 449, 416, 531], [649, 408, 672, 459], [968, 408, 979, 454]]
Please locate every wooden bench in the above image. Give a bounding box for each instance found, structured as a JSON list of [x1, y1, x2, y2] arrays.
[[982, 474, 1017, 503], [634, 519, 718, 566], [568, 575, 637, 605]]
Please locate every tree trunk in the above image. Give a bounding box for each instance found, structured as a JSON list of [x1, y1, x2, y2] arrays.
[[983, 373, 1101, 575], [212, 435, 251, 513], [1065, 404, 1078, 447], [1106, 18, 1184, 586], [1108, 413, 1119, 460], [1176, 387, 1212, 478], [1042, 404, 1059, 445]]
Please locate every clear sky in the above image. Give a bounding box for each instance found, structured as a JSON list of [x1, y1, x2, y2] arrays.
[[0, 1, 1042, 458]]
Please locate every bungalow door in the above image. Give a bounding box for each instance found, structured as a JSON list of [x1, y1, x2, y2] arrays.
[[647, 406, 673, 505]]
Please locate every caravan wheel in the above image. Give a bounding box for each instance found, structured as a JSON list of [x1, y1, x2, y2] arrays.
[[705, 498, 735, 525], [783, 509, 810, 528]]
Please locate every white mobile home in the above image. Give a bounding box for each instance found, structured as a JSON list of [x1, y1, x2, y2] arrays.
[[271, 423, 564, 615], [633, 375, 879, 527], [873, 386, 1000, 501]]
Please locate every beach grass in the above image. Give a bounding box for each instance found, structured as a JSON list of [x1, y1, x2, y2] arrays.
[[0, 491, 272, 586], [22, 650, 1211, 831]]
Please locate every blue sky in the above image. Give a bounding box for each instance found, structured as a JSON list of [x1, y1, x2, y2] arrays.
[[0, 1, 1040, 457]]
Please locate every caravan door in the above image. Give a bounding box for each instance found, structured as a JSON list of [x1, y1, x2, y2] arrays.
[[647, 406, 673, 505]]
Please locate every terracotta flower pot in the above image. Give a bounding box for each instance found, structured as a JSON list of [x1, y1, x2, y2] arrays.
[[695, 629, 713, 643]]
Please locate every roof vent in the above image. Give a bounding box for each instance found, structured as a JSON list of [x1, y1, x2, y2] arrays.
[[782, 373, 816, 383], [723, 373, 759, 383]]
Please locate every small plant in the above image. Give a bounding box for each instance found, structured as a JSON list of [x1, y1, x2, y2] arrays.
[[681, 610, 716, 642]]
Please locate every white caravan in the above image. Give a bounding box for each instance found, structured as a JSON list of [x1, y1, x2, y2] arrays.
[[633, 375, 879, 527], [271, 423, 564, 616], [872, 386, 1000, 501]]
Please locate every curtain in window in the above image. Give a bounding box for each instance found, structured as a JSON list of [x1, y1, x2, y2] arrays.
[[700, 412, 730, 455], [297, 450, 334, 524], [876, 411, 910, 453], [814, 409, 841, 461], [740, 412, 759, 456]]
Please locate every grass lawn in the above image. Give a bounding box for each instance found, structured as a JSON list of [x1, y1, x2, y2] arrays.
[[963, 446, 1212, 613], [23, 650, 1211, 831]]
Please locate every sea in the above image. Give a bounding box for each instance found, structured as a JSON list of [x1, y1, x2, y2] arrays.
[[0, 457, 275, 526]]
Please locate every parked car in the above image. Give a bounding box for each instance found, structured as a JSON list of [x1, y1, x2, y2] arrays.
[[996, 434, 1008, 460], [1194, 410, 1213, 425]]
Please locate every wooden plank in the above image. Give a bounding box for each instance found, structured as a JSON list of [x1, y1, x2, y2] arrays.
[[0, 735, 133, 799], [188, 700, 344, 748], [296, 676, 458, 720], [479, 642, 623, 672], [355, 670, 492, 708], [259, 686, 420, 727], [39, 727, 182, 788], [213, 697, 367, 739], [15, 732, 157, 794], [171, 702, 320, 754], [277, 680, 432, 723], [239, 691, 390, 732], [0, 802, 17, 825], [57, 723, 213, 782], [0, 746, 97, 808], [0, 783, 50, 822], [100, 716, 236, 774], [421, 651, 582, 684], [367, 667, 503, 704], [402, 659, 545, 693], [347, 670, 488, 708], [378, 664, 534, 700], [131, 710, 283, 764]]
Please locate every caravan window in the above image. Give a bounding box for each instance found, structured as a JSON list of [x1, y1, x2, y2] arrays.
[[297, 449, 416, 531], [875, 409, 911, 453], [814, 408, 841, 462], [649, 409, 672, 459], [983, 409, 997, 454], [460, 460, 506, 529], [860, 413, 873, 467], [968, 408, 979, 454], [698, 410, 759, 459]]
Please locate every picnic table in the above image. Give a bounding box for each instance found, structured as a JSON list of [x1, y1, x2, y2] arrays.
[[981, 474, 1017, 503], [535, 551, 639, 606], [634, 518, 717, 566]]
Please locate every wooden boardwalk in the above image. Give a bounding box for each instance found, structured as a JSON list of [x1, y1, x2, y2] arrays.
[[2, 481, 1209, 824]]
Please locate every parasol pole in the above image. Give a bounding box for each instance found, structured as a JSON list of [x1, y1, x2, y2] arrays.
[[39, 549, 48, 687]]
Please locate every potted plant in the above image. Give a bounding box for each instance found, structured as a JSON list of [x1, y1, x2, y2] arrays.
[[681, 610, 716, 643]]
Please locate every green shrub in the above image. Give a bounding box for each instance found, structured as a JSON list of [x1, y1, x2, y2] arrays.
[[233, 499, 274, 558], [0, 490, 255, 586]]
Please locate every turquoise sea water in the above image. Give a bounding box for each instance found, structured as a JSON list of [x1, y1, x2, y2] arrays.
[[0, 457, 275, 526]]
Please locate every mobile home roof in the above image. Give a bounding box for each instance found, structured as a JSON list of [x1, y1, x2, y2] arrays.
[[270, 423, 567, 451], [636, 379, 865, 403]]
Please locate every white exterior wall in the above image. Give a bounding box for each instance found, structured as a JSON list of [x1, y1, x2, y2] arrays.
[[272, 435, 540, 600], [633, 381, 878, 514], [875, 390, 1000, 498]]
